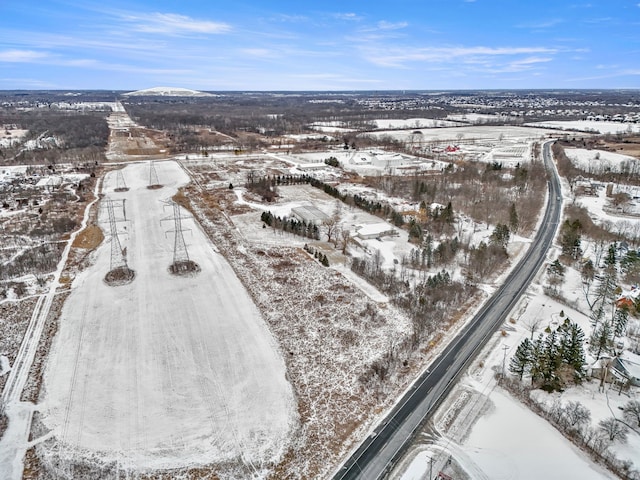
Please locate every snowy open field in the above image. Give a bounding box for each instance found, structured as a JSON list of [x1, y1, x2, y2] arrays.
[[565, 147, 640, 174], [394, 283, 626, 480], [371, 118, 461, 129], [39, 161, 296, 473], [525, 120, 640, 135], [365, 125, 556, 144]]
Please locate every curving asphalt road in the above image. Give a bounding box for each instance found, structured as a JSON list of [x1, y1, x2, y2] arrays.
[[333, 140, 562, 480]]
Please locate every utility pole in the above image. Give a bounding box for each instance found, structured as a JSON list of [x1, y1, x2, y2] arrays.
[[501, 344, 510, 383], [429, 454, 433, 480]]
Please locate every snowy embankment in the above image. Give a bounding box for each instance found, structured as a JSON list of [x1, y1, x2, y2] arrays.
[[39, 161, 296, 474]]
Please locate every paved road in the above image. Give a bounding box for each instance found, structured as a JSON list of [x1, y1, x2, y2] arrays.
[[334, 141, 562, 480]]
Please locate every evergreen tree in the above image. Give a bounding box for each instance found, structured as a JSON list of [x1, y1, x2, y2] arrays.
[[591, 252, 618, 328], [408, 219, 423, 243], [590, 321, 614, 358], [509, 203, 519, 234], [510, 337, 533, 379], [560, 219, 582, 260], [441, 201, 454, 223], [548, 259, 566, 277], [605, 242, 617, 267], [525, 322, 587, 391], [540, 330, 563, 391], [613, 306, 628, 337], [490, 224, 511, 250], [529, 334, 545, 385], [557, 319, 587, 382]]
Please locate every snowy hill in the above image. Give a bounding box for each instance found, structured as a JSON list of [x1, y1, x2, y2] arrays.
[[123, 87, 214, 97]]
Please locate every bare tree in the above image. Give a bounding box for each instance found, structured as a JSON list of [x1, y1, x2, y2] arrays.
[[340, 228, 351, 254], [562, 401, 591, 430], [323, 216, 339, 246], [323, 201, 343, 247], [523, 316, 543, 340], [622, 400, 640, 428], [598, 417, 629, 443]]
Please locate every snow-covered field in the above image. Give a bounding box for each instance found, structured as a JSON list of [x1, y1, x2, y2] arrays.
[[526, 120, 640, 135], [366, 125, 555, 144], [371, 118, 461, 129], [39, 161, 296, 473], [565, 147, 640, 174], [0, 129, 28, 147], [394, 284, 624, 480], [391, 146, 640, 479]]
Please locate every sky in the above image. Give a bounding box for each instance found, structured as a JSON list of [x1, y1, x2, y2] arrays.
[[0, 0, 639, 91]]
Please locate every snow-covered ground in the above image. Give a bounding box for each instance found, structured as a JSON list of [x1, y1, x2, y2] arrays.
[[525, 120, 640, 135], [0, 129, 28, 148], [38, 161, 296, 473], [570, 181, 640, 235], [366, 125, 555, 144], [371, 118, 461, 129], [394, 286, 623, 480], [564, 147, 640, 174], [391, 146, 640, 479], [462, 386, 614, 480]]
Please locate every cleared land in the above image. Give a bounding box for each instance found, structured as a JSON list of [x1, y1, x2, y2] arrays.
[[39, 161, 296, 473]]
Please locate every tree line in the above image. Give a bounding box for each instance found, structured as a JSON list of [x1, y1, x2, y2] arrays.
[[260, 211, 320, 240]]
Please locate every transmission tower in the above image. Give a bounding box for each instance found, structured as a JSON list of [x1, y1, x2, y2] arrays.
[[104, 198, 135, 285], [161, 200, 199, 275], [106, 200, 126, 270], [171, 202, 189, 264], [114, 169, 128, 192], [148, 161, 162, 189]]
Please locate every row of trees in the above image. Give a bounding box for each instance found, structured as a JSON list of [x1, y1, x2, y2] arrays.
[[303, 243, 330, 267], [248, 171, 407, 227], [260, 211, 320, 240]]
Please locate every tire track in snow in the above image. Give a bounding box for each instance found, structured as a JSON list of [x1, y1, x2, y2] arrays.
[[60, 296, 90, 451]]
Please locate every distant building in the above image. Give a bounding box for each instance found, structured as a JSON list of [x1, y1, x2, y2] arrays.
[[35, 176, 62, 190], [291, 205, 329, 225], [356, 223, 397, 240]]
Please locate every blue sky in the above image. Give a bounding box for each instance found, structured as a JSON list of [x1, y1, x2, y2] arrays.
[[0, 0, 639, 91]]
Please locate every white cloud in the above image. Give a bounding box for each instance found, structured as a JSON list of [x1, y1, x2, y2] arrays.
[[365, 46, 558, 67], [517, 19, 563, 29], [333, 13, 362, 21], [0, 49, 48, 62], [376, 21, 408, 30], [124, 13, 231, 35], [511, 56, 553, 65], [240, 48, 276, 58]]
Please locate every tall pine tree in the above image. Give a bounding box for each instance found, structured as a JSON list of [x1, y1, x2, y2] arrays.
[[509, 337, 533, 380]]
